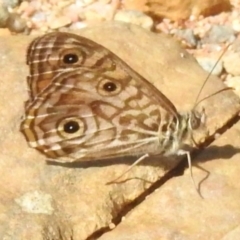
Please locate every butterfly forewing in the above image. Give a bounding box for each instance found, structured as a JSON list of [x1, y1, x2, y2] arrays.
[[27, 32, 116, 100]]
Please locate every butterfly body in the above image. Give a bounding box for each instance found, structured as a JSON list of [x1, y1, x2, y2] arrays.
[[21, 32, 204, 165]]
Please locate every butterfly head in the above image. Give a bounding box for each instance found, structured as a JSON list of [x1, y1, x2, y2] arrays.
[[182, 107, 207, 148], [187, 107, 206, 132]]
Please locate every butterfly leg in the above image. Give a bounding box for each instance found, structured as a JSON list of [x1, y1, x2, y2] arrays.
[[106, 153, 150, 184], [177, 149, 201, 195]]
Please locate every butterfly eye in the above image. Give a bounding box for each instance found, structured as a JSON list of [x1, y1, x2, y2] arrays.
[[97, 78, 122, 96], [64, 120, 80, 133], [189, 112, 201, 130], [190, 117, 199, 130], [189, 107, 206, 130], [103, 81, 117, 92], [63, 53, 79, 64], [57, 117, 85, 138]]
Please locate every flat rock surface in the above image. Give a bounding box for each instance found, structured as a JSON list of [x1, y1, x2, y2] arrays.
[[0, 22, 239, 239], [99, 121, 240, 240]]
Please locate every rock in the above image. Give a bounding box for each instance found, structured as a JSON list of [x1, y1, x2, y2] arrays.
[[0, 22, 239, 239], [84, 8, 105, 22], [69, 21, 87, 30], [231, 39, 240, 52], [98, 121, 240, 240], [196, 56, 223, 76], [232, 18, 240, 32], [223, 51, 240, 76], [114, 9, 153, 30], [15, 190, 54, 215], [6, 12, 27, 33], [146, 0, 231, 21], [202, 25, 236, 43], [174, 28, 198, 47], [225, 75, 240, 97], [0, 5, 8, 28], [48, 14, 72, 29]]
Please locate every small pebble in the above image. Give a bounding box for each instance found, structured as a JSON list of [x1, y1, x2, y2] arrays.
[[214, 133, 221, 139], [114, 9, 153, 30], [225, 75, 240, 97], [7, 13, 27, 33], [223, 52, 240, 76], [175, 29, 198, 47], [69, 21, 87, 30], [202, 24, 236, 43], [108, 222, 115, 229], [84, 9, 105, 22], [48, 15, 72, 29], [232, 18, 240, 32], [196, 56, 223, 76], [31, 11, 47, 23], [230, 39, 240, 52]]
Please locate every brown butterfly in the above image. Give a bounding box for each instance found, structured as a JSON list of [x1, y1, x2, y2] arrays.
[[21, 32, 206, 186]]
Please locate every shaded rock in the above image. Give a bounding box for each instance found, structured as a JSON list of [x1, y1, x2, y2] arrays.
[[99, 122, 240, 240]]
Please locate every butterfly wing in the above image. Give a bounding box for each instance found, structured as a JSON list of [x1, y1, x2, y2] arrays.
[[27, 32, 114, 100], [22, 32, 179, 162]]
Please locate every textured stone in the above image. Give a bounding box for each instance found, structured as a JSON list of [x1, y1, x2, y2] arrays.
[[0, 22, 239, 239], [99, 122, 240, 240]]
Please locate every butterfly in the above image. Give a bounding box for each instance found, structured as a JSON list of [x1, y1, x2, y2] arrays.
[[21, 32, 206, 186]]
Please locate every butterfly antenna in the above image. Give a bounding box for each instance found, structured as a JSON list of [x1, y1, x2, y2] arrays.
[[194, 43, 231, 109], [195, 87, 234, 109]]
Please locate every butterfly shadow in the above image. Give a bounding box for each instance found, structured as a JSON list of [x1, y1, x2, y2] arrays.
[[46, 144, 240, 193], [46, 155, 142, 168], [191, 144, 240, 191]]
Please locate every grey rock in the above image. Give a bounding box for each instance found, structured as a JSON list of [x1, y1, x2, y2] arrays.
[[196, 56, 223, 76], [202, 25, 236, 43], [175, 29, 198, 47]]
